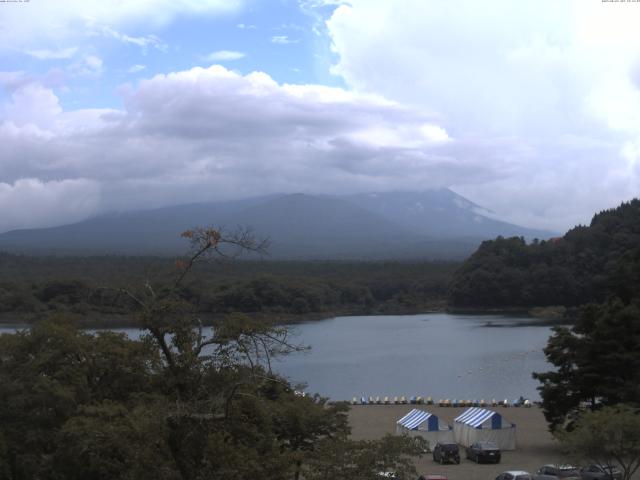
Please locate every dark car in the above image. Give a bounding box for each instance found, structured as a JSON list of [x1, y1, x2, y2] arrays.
[[536, 465, 581, 480], [533, 475, 559, 480], [432, 442, 460, 464], [465, 441, 501, 463], [580, 464, 622, 480]]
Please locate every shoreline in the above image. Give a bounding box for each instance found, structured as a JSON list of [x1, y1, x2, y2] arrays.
[[0, 305, 445, 328], [0, 304, 572, 328]]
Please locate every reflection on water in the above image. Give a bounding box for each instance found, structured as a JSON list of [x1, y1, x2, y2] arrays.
[[0, 313, 557, 401]]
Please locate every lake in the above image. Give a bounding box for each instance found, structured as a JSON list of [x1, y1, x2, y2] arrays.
[[274, 313, 556, 401], [0, 313, 556, 401]]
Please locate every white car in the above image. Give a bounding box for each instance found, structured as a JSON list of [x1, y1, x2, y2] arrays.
[[496, 471, 533, 480]]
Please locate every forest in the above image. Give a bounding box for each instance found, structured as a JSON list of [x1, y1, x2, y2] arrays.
[[448, 199, 640, 309], [0, 252, 457, 326], [0, 229, 426, 479]]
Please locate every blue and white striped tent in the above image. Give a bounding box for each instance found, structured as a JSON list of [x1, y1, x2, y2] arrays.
[[453, 407, 516, 450], [395, 409, 454, 446]]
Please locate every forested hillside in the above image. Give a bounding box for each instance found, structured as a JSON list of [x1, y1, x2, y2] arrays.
[[448, 199, 640, 308]]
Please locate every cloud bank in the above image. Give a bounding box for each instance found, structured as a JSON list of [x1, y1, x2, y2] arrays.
[[325, 0, 640, 229], [0, 65, 464, 232], [0, 178, 100, 233], [2, 0, 640, 234]]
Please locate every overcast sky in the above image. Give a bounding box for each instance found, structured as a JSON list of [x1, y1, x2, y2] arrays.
[[1, 0, 640, 233]]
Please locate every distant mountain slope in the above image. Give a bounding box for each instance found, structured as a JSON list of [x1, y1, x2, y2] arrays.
[[448, 198, 640, 308], [209, 193, 426, 259], [0, 196, 270, 255], [345, 189, 554, 239], [0, 190, 556, 259], [0, 194, 421, 258]]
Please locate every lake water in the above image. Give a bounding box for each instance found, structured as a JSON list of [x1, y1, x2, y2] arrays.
[[275, 313, 555, 401], [0, 313, 556, 401]]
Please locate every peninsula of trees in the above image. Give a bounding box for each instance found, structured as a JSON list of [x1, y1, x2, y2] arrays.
[[448, 199, 640, 309]]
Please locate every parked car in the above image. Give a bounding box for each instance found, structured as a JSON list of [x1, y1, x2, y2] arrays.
[[465, 441, 501, 463], [533, 475, 559, 480], [432, 442, 460, 464], [580, 464, 622, 480], [417, 476, 448, 480], [536, 464, 581, 480], [496, 471, 533, 480]]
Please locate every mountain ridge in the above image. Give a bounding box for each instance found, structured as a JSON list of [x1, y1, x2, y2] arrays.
[[0, 189, 556, 259]]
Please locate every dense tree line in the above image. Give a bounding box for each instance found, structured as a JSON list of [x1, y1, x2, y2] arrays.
[[449, 199, 640, 308], [535, 299, 640, 480], [0, 228, 424, 479], [533, 299, 640, 430], [0, 254, 456, 325]]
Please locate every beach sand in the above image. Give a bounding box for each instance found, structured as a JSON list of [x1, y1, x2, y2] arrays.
[[348, 404, 566, 480]]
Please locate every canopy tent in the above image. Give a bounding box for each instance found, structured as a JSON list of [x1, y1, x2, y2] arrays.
[[396, 409, 454, 448], [453, 407, 516, 450]]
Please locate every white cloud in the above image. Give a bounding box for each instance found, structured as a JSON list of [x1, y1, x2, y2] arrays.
[[271, 35, 298, 44], [348, 123, 449, 149], [24, 47, 78, 60], [420, 124, 450, 144], [324, 0, 640, 230], [203, 50, 246, 61], [0, 0, 242, 52], [68, 55, 104, 77], [128, 64, 147, 73], [91, 24, 167, 52], [3, 83, 62, 129]]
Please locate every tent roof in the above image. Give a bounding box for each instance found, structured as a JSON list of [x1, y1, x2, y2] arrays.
[[454, 407, 500, 428], [397, 409, 434, 430]]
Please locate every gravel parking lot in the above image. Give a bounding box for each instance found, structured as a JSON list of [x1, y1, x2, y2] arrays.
[[348, 405, 567, 480]]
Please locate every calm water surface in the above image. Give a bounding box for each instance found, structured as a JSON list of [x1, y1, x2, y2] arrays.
[[275, 313, 555, 401], [0, 313, 556, 401]]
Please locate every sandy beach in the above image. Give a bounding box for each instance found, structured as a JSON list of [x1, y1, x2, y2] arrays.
[[348, 405, 567, 480]]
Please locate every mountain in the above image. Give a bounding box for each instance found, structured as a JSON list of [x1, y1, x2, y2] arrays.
[[345, 189, 553, 240], [0, 189, 556, 259]]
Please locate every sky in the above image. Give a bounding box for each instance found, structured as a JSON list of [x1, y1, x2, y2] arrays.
[[1, 0, 640, 234]]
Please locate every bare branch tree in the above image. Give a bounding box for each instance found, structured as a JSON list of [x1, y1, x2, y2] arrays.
[[110, 225, 305, 406]]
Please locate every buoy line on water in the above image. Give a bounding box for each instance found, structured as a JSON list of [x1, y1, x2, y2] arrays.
[[347, 396, 534, 407]]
